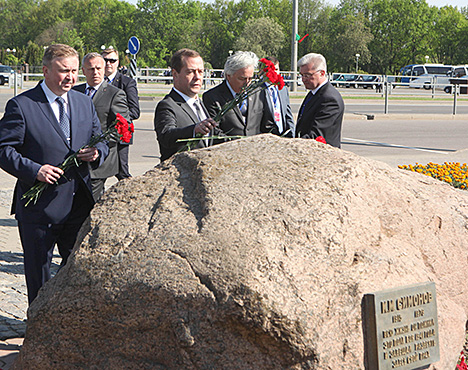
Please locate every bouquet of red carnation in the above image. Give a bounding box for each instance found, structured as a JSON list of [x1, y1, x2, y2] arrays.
[[22, 113, 133, 207], [212, 58, 285, 123]]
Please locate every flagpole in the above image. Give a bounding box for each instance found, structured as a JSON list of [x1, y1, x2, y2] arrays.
[[291, 0, 298, 92]]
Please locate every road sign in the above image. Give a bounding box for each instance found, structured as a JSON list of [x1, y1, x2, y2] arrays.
[[128, 36, 140, 55]]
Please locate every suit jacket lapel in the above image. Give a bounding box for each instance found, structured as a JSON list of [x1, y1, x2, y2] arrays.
[[169, 89, 199, 123], [34, 84, 70, 147], [246, 93, 258, 127], [263, 85, 274, 114], [220, 81, 245, 125], [92, 82, 107, 104]]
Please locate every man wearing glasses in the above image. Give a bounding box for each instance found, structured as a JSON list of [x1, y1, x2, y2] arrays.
[[295, 53, 344, 148], [101, 47, 140, 179]]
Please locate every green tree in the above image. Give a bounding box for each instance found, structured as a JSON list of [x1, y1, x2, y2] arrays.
[[431, 5, 468, 64], [24, 41, 44, 67], [0, 0, 38, 47], [326, 11, 373, 72], [233, 17, 285, 58], [368, 0, 433, 74]]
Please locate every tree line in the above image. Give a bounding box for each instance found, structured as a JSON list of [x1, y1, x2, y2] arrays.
[[0, 0, 467, 74]]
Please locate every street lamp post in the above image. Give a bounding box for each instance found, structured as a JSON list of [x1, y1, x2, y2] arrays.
[[355, 53, 360, 73]]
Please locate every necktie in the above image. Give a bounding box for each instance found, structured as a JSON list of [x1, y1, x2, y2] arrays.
[[270, 86, 283, 133], [193, 99, 204, 121], [270, 86, 278, 106], [86, 86, 94, 97], [299, 92, 314, 118], [55, 96, 70, 139], [238, 98, 247, 117]]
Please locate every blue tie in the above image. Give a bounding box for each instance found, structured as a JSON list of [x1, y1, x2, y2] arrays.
[[238, 97, 247, 117], [299, 92, 314, 118], [56, 96, 70, 139]]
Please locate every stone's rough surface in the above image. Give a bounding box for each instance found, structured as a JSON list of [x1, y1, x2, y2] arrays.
[[12, 135, 468, 369]]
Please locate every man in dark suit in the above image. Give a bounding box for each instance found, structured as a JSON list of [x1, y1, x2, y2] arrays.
[[203, 51, 272, 137], [0, 44, 108, 304], [101, 48, 140, 180], [154, 48, 217, 162], [74, 52, 130, 201], [295, 53, 344, 148], [260, 56, 295, 137]]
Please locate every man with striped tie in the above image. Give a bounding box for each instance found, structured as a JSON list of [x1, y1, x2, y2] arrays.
[[203, 51, 272, 138], [74, 52, 130, 201], [0, 44, 108, 304], [154, 48, 217, 162]]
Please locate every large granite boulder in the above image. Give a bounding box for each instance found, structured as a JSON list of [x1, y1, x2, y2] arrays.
[[13, 134, 468, 369]]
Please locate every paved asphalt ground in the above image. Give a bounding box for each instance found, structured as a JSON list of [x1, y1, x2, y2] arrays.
[[0, 82, 467, 368]]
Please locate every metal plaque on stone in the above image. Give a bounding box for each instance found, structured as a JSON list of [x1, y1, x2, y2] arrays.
[[363, 281, 439, 370]]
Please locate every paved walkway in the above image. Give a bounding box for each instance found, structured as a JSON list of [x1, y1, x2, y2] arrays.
[[0, 173, 26, 369]]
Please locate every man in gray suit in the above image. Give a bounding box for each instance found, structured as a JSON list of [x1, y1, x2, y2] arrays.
[[260, 56, 295, 137], [74, 52, 130, 200], [154, 48, 217, 162], [203, 51, 272, 137]]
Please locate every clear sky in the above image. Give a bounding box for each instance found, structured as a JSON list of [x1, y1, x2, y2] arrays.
[[123, 0, 466, 7]]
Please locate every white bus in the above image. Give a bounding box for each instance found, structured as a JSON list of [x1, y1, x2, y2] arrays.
[[400, 63, 468, 90]]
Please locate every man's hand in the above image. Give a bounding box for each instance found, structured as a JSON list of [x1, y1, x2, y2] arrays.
[[194, 118, 217, 136], [37, 164, 64, 184], [77, 147, 99, 162]]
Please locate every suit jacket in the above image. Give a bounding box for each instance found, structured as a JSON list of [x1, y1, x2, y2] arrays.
[[260, 84, 295, 137], [154, 89, 210, 162], [203, 80, 272, 137], [74, 81, 130, 178], [295, 81, 344, 148], [111, 71, 140, 121], [0, 82, 108, 224]]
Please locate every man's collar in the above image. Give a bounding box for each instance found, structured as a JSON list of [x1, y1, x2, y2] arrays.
[[225, 80, 237, 97], [41, 80, 68, 104], [107, 71, 118, 83], [173, 87, 199, 104], [311, 78, 328, 95], [86, 81, 104, 92]]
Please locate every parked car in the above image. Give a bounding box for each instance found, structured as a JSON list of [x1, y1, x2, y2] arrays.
[[358, 75, 381, 89], [0, 65, 13, 85], [331, 74, 360, 88], [444, 75, 468, 94]]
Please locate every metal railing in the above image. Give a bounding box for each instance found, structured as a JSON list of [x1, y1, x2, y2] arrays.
[[4, 70, 468, 115]]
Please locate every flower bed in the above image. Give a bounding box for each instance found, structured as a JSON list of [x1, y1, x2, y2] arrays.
[[398, 162, 468, 190]]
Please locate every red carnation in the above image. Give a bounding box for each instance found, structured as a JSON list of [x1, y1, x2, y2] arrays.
[[114, 113, 133, 143], [278, 75, 285, 90]]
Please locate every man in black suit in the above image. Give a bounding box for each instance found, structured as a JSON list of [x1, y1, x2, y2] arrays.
[[74, 52, 130, 201], [203, 51, 272, 137], [154, 48, 217, 162], [0, 44, 108, 303], [260, 56, 295, 137], [101, 48, 140, 180], [295, 53, 344, 148]]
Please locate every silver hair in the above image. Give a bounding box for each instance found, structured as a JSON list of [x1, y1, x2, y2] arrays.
[[298, 53, 327, 73], [224, 51, 259, 76], [82, 52, 104, 66]]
